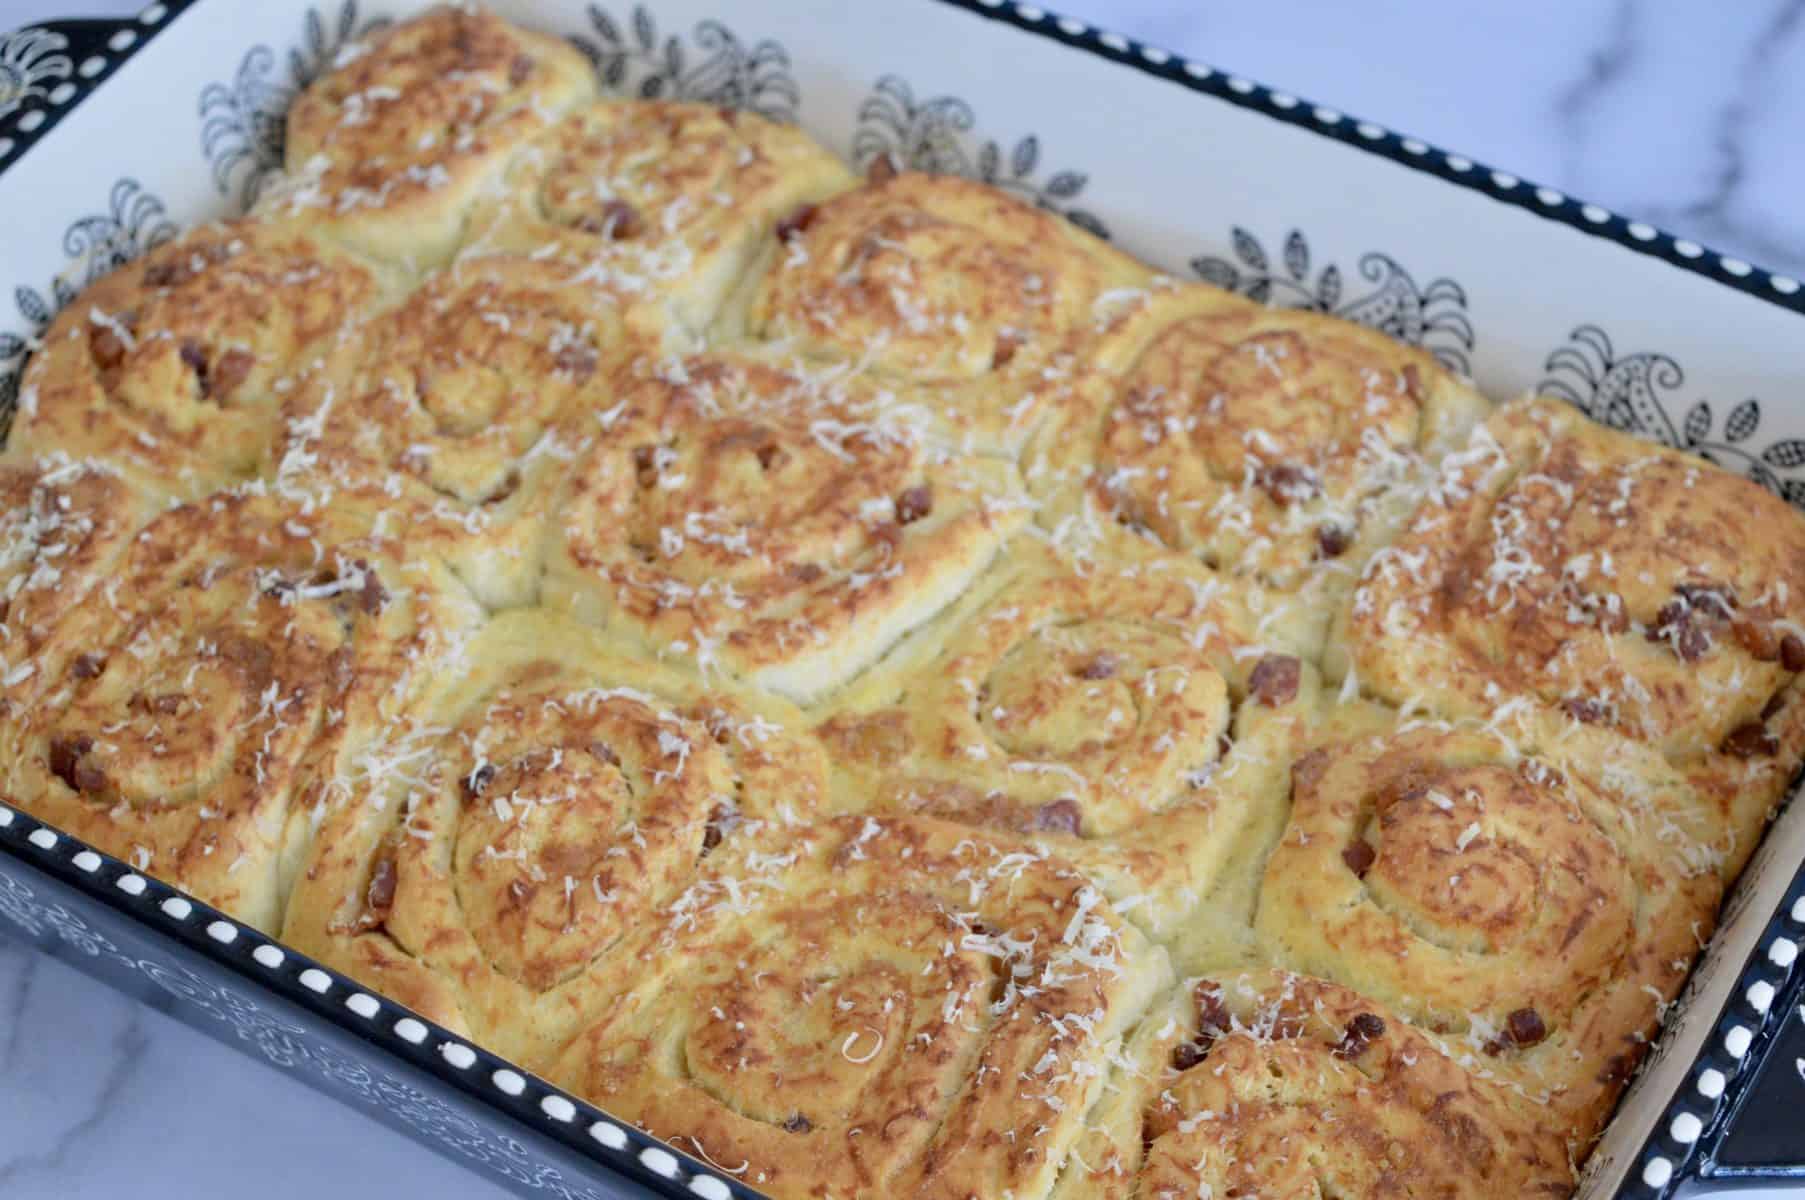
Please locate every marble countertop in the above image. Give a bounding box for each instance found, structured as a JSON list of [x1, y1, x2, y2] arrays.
[[3, 0, 1803, 1197]]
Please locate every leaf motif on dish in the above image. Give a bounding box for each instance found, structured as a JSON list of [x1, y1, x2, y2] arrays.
[[0, 27, 72, 123], [1539, 324, 1802, 506], [573, 4, 800, 123], [1189, 227, 1474, 373], [0, 177, 175, 435], [198, 1, 390, 210], [851, 75, 1110, 238]]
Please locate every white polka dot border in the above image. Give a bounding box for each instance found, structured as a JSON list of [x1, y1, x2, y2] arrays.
[[0, 808, 747, 1200], [439, 1042, 477, 1071], [590, 1122, 629, 1151], [639, 1146, 681, 1178], [1724, 1024, 1753, 1059], [689, 1176, 733, 1200]]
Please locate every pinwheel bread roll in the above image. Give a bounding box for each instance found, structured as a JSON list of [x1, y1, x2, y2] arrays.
[[728, 168, 1152, 455], [278, 252, 654, 609], [0, 493, 482, 931], [280, 609, 827, 1065], [1032, 284, 1489, 651], [7, 219, 392, 501], [1050, 969, 1574, 1199], [1252, 711, 1719, 1143], [0, 455, 153, 682], [1332, 393, 1805, 876], [540, 346, 1029, 702], [266, 5, 595, 268], [465, 100, 855, 337], [546, 815, 1171, 1200], [816, 538, 1317, 941]]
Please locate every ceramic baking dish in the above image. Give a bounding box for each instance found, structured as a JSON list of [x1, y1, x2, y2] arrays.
[[1, 2, 1803, 1196]]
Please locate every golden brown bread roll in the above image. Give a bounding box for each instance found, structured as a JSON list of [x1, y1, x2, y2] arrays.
[[1332, 393, 1805, 875], [816, 539, 1314, 939], [540, 346, 1029, 702], [7, 219, 390, 500], [465, 100, 855, 336], [0, 493, 482, 930], [280, 609, 826, 1064], [278, 252, 652, 608], [0, 455, 153, 675], [1254, 718, 1719, 1143], [732, 169, 1151, 454], [266, 5, 595, 268], [8, 7, 1805, 1188], [1051, 970, 1574, 1199], [545, 814, 1171, 1200], [1031, 285, 1490, 651]]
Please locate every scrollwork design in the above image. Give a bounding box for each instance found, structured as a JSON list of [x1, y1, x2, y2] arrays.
[[852, 74, 1108, 238], [0, 27, 72, 123], [197, 2, 388, 209], [1540, 324, 1805, 507], [573, 4, 800, 123], [1191, 226, 1474, 374], [0, 178, 174, 434]]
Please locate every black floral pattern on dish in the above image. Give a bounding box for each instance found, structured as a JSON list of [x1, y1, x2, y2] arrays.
[[1191, 227, 1474, 374], [0, 27, 73, 123], [573, 4, 800, 123], [199, 1, 390, 211], [852, 75, 1109, 239], [1540, 324, 1805, 509], [0, 178, 175, 435]]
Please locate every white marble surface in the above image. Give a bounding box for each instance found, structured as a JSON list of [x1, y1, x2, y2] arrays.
[[3, 0, 1804, 1197]]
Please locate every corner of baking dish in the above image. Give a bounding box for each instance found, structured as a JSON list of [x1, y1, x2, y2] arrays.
[[0, 798, 749, 1200]]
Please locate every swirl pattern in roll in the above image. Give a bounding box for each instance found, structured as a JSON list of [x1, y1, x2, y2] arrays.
[[266, 5, 595, 267], [1255, 721, 1719, 1137], [466, 100, 854, 335], [279, 253, 650, 608], [1051, 969, 1574, 1199], [9, 219, 389, 500], [1334, 394, 1805, 874], [281, 609, 827, 1063], [0, 494, 482, 931], [1033, 285, 1491, 608], [818, 542, 1315, 938], [541, 347, 1029, 702], [0, 455, 152, 680], [546, 815, 1170, 1200], [738, 170, 1151, 453]]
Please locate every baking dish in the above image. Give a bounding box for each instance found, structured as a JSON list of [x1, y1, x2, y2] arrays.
[[2, 1, 1804, 1196]]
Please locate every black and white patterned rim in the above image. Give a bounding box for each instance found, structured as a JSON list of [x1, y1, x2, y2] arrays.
[[1618, 860, 1805, 1197], [934, 0, 1805, 317], [2, 3, 1805, 1199], [0, 0, 1800, 314], [0, 2, 194, 168], [0, 801, 745, 1200]]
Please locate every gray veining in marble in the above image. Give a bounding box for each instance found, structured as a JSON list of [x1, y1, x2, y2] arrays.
[[3, 1, 1802, 1196]]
